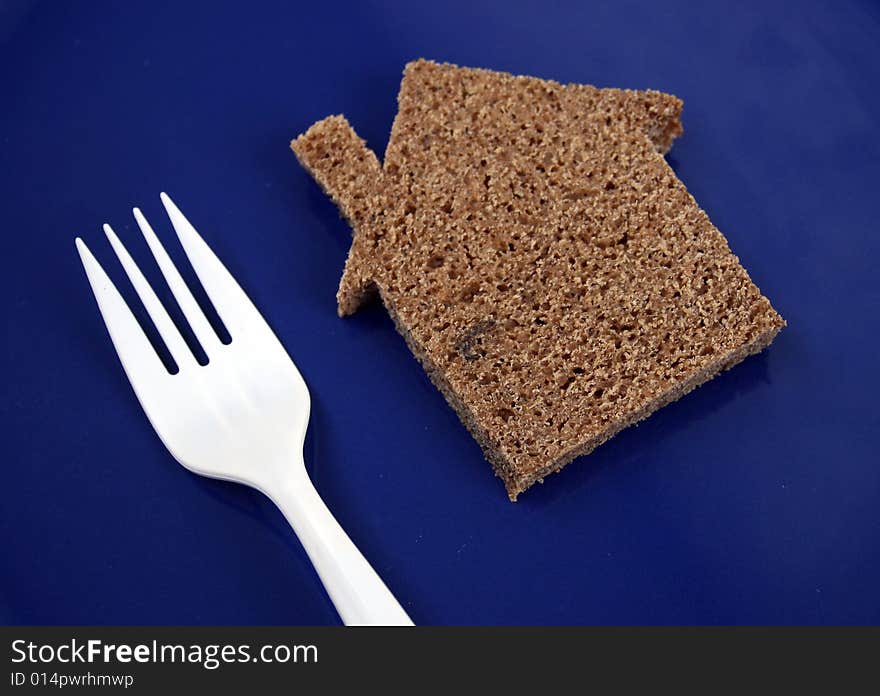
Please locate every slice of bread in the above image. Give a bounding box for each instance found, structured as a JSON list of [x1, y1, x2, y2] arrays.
[[292, 59, 785, 500]]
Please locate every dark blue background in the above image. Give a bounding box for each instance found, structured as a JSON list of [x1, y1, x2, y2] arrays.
[[2, 0, 878, 625]]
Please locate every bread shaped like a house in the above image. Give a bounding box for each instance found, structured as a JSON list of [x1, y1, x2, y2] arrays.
[[292, 59, 784, 500]]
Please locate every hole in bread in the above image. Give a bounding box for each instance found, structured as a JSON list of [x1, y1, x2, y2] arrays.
[[427, 255, 445, 268], [459, 281, 481, 302], [497, 408, 515, 422]]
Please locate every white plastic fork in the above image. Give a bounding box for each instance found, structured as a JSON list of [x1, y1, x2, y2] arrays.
[[75, 193, 413, 626]]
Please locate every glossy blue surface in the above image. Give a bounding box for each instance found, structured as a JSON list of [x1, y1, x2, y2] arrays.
[[2, 0, 879, 625]]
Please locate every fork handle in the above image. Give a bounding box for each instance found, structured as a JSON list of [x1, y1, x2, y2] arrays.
[[268, 470, 414, 626]]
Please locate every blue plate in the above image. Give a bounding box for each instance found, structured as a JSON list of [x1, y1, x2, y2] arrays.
[[2, 0, 878, 624]]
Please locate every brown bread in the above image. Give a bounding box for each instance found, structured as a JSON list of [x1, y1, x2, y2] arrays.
[[292, 59, 785, 500]]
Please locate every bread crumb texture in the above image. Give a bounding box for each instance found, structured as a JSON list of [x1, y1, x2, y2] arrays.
[[292, 59, 785, 500]]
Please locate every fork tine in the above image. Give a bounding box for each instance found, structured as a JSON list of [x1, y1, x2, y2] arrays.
[[160, 192, 261, 339], [133, 207, 223, 356], [75, 238, 169, 386], [103, 224, 196, 370]]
